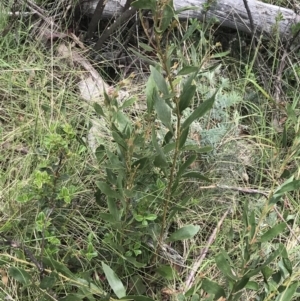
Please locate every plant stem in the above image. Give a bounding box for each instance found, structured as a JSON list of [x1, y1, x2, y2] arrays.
[[153, 7, 182, 244]]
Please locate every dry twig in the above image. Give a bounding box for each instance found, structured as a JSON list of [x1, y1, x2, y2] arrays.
[[183, 208, 231, 292]]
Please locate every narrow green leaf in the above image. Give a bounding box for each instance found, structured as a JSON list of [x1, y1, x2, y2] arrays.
[[59, 294, 83, 301], [138, 42, 154, 52], [125, 257, 146, 268], [156, 265, 175, 280], [171, 177, 180, 194], [106, 168, 117, 185], [273, 177, 300, 197], [103, 90, 112, 106], [163, 142, 176, 153], [232, 292, 243, 301], [114, 173, 124, 194], [132, 157, 150, 169], [286, 103, 297, 122], [106, 150, 125, 169], [95, 145, 106, 164], [8, 267, 31, 285], [183, 145, 213, 153], [266, 244, 285, 265], [112, 131, 127, 151], [107, 197, 120, 221], [233, 277, 249, 293], [273, 270, 282, 285], [167, 224, 200, 241], [133, 132, 145, 146], [179, 85, 196, 114], [42, 257, 74, 278], [269, 195, 282, 205], [152, 127, 168, 167], [245, 244, 285, 278], [282, 257, 293, 275], [282, 246, 291, 258], [150, 65, 169, 96], [215, 251, 238, 281], [95, 188, 103, 206], [163, 130, 173, 146], [120, 97, 137, 109], [129, 275, 146, 295], [260, 222, 286, 242], [93, 103, 105, 117], [292, 22, 300, 35], [40, 274, 56, 289], [179, 73, 196, 113], [181, 20, 199, 42], [154, 155, 168, 169], [165, 57, 172, 75], [120, 296, 154, 301], [177, 155, 196, 179], [245, 281, 259, 290], [160, 4, 174, 32], [145, 214, 157, 221], [276, 281, 298, 301], [210, 50, 230, 58], [75, 277, 105, 295], [102, 262, 126, 299], [182, 90, 218, 130], [262, 266, 273, 282], [190, 294, 200, 301], [99, 213, 116, 223], [168, 201, 190, 220], [134, 214, 144, 222], [96, 181, 121, 199], [116, 111, 132, 132], [281, 125, 287, 147], [153, 91, 172, 132], [145, 74, 156, 113], [242, 200, 249, 228], [182, 171, 210, 181], [175, 6, 198, 14], [179, 127, 189, 149], [243, 245, 250, 265], [77, 287, 95, 301], [132, 0, 156, 10], [249, 211, 256, 240], [130, 48, 158, 69], [177, 66, 199, 76], [201, 278, 226, 299]]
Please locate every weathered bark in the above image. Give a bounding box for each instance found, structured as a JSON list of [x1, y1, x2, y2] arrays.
[[82, 0, 300, 40]]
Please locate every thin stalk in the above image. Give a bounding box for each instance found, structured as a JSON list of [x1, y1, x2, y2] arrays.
[[152, 4, 182, 243]]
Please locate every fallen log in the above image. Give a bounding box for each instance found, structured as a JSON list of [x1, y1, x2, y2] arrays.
[[81, 0, 300, 40]]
